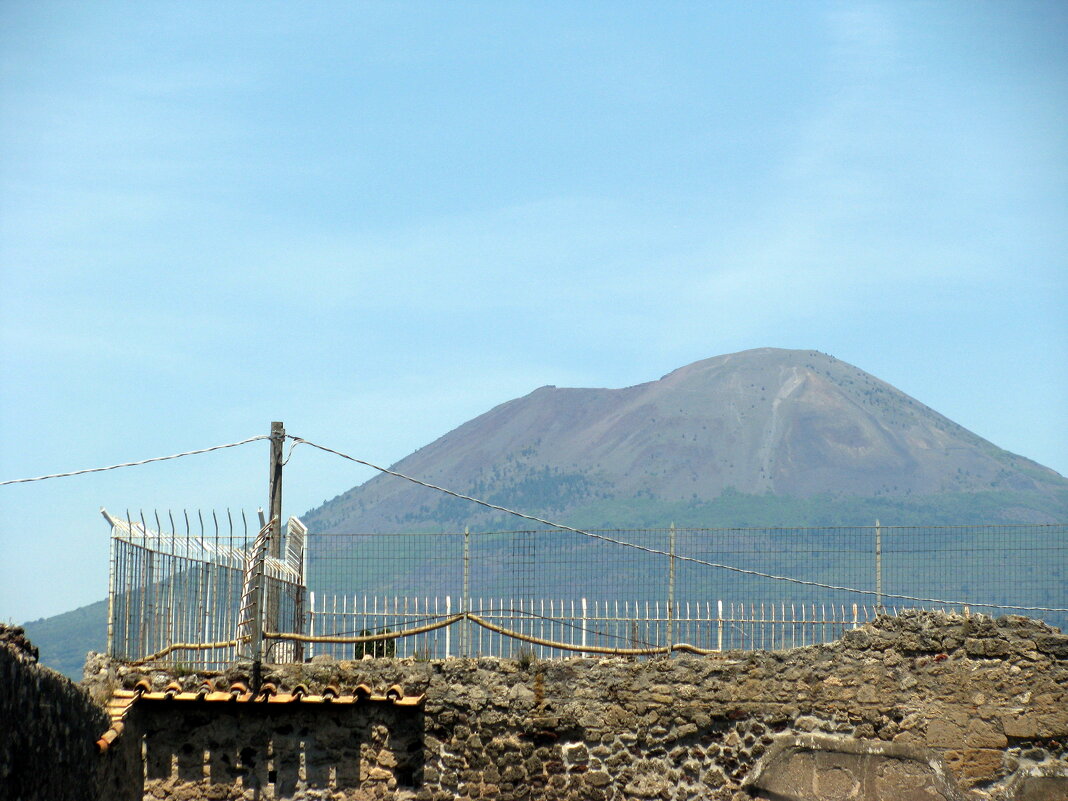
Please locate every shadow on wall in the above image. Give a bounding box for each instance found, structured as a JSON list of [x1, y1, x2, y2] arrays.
[[137, 703, 424, 798]]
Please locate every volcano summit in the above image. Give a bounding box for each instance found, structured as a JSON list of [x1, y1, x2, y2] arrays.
[[304, 348, 1067, 531]]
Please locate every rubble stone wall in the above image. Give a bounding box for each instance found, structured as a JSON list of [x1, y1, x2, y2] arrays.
[[84, 611, 1068, 801], [0, 625, 140, 801]]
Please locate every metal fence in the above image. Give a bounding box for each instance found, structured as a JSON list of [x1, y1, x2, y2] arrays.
[[303, 594, 888, 660], [304, 524, 1067, 658], [106, 517, 1067, 665], [104, 509, 306, 669]]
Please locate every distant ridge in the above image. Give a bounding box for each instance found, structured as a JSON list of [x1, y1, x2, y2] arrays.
[[304, 348, 1068, 532], [24, 348, 1068, 679]]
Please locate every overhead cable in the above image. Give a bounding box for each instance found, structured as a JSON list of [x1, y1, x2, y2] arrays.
[[0, 435, 270, 486], [288, 434, 1068, 613]]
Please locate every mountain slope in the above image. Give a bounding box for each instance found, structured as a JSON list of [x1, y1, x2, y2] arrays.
[[27, 348, 1068, 678], [21, 599, 107, 681], [304, 348, 1068, 532]]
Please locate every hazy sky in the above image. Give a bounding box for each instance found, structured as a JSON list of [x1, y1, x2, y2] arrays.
[[1, 2, 1066, 623]]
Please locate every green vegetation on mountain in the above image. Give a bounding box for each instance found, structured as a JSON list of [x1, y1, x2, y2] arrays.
[[21, 599, 107, 681], [25, 348, 1068, 679], [303, 348, 1067, 534], [560, 487, 1068, 529]]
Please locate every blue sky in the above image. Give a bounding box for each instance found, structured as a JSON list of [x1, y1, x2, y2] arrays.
[[1, 1, 1066, 623]]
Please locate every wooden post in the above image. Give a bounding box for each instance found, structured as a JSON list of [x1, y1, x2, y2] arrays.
[[254, 422, 284, 688], [265, 422, 284, 661], [269, 422, 284, 558]]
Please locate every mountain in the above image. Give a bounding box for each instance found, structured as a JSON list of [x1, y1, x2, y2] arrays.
[[21, 599, 107, 681], [303, 348, 1068, 532], [25, 348, 1068, 679]]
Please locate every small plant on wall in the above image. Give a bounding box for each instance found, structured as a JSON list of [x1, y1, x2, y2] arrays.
[[354, 629, 396, 659]]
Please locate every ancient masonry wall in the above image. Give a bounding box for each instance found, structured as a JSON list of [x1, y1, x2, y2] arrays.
[[0, 626, 140, 801], [4, 612, 1068, 801], [90, 611, 1068, 801]]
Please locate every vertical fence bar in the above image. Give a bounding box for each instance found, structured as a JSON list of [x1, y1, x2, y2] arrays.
[[308, 591, 315, 660], [122, 512, 132, 659], [667, 523, 676, 651], [445, 596, 451, 659], [105, 514, 116, 656], [581, 598, 588, 652], [141, 512, 152, 660], [717, 600, 723, 652], [462, 527, 470, 659], [164, 511, 174, 661], [875, 519, 883, 612]]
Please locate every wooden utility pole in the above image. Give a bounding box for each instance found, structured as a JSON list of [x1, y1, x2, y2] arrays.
[[257, 421, 285, 680], [269, 421, 284, 558], [266, 421, 284, 639]]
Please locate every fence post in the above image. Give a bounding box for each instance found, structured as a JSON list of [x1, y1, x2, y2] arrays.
[[103, 509, 116, 656], [263, 422, 284, 668], [124, 510, 134, 660], [142, 511, 153, 660], [875, 518, 883, 612], [308, 591, 315, 661], [462, 526, 470, 658], [445, 595, 451, 659], [717, 600, 723, 652], [667, 523, 676, 651], [581, 598, 588, 651], [294, 516, 307, 664]]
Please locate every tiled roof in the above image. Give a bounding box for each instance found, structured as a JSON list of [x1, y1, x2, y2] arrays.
[[96, 679, 424, 752]]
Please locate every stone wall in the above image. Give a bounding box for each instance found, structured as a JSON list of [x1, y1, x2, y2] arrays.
[[0, 625, 140, 801], [84, 611, 1068, 801]]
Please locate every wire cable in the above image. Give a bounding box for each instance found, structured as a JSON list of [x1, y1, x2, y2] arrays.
[[288, 434, 1068, 613], [281, 437, 301, 467], [0, 435, 270, 486]]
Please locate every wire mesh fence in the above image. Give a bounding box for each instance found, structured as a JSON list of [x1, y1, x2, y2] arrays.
[[305, 523, 1067, 657], [107, 518, 1067, 665], [105, 509, 306, 669]]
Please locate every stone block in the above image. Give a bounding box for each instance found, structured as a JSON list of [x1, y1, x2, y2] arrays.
[[815, 764, 860, 801], [943, 748, 1003, 783], [857, 685, 880, 704], [965, 638, 1012, 658], [586, 770, 612, 787], [561, 742, 588, 764], [1013, 776, 1068, 801], [965, 719, 1007, 749], [873, 757, 946, 797], [925, 719, 965, 749], [366, 765, 393, 782], [676, 722, 698, 739], [1033, 634, 1068, 658], [747, 735, 962, 801], [377, 749, 398, 768], [501, 764, 525, 783]]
